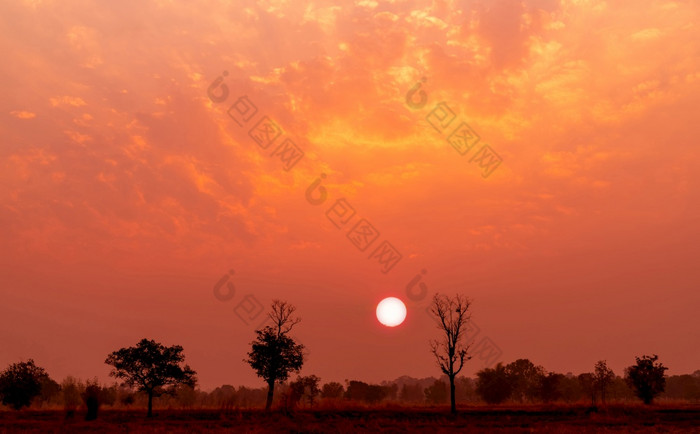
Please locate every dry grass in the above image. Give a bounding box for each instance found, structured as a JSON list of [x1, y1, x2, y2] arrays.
[[1, 404, 699, 433]]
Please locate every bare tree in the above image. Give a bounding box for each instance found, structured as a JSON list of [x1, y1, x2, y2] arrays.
[[429, 293, 472, 414], [245, 300, 304, 411]]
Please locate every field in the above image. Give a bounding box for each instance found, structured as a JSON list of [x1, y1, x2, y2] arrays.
[[1, 404, 699, 433]]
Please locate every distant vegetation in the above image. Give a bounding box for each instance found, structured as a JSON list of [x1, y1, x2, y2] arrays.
[[0, 359, 698, 414], [0, 297, 697, 418], [1, 362, 698, 414]]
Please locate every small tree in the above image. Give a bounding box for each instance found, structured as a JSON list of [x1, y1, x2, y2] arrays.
[[0, 359, 50, 410], [245, 300, 304, 411], [82, 379, 101, 421], [476, 363, 512, 404], [594, 360, 615, 404], [429, 293, 472, 414], [287, 375, 321, 408], [625, 354, 667, 405], [105, 338, 197, 417], [61, 376, 83, 414]]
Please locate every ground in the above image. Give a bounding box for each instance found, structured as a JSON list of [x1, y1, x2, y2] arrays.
[[0, 404, 699, 433]]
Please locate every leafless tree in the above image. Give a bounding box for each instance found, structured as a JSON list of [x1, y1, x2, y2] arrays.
[[429, 293, 472, 414]]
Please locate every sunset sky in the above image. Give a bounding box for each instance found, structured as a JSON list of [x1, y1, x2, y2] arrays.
[[1, 0, 699, 391]]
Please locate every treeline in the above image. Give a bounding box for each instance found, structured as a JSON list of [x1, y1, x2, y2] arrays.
[[0, 299, 694, 415], [3, 359, 700, 411]]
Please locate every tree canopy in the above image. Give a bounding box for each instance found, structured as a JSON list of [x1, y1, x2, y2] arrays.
[[0, 359, 51, 410], [105, 338, 196, 417], [625, 354, 667, 405]]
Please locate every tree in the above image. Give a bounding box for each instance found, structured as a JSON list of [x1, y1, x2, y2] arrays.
[[557, 373, 582, 403], [577, 373, 596, 405], [505, 359, 545, 402], [429, 293, 472, 414], [664, 374, 700, 401], [0, 359, 51, 410], [425, 379, 449, 404], [37, 375, 61, 407], [399, 383, 424, 403], [82, 379, 101, 421], [61, 376, 83, 413], [245, 300, 304, 411], [344, 380, 387, 404], [625, 354, 668, 405], [288, 375, 321, 408], [539, 372, 564, 403], [594, 360, 615, 404], [99, 384, 118, 407], [209, 384, 237, 409], [476, 363, 512, 404], [321, 382, 344, 399], [105, 338, 197, 417], [454, 376, 478, 403]]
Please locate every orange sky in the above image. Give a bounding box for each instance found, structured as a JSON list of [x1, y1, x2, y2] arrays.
[[1, 0, 699, 390]]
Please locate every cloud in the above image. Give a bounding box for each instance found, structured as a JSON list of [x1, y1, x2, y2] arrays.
[[9, 110, 36, 119], [631, 27, 662, 40], [49, 96, 87, 107]]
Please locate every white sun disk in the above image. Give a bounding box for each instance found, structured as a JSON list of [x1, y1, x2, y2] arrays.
[[376, 297, 407, 327]]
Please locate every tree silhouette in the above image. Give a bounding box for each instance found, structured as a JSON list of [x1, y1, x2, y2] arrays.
[[0, 359, 50, 410], [594, 360, 615, 404], [425, 379, 449, 404], [105, 338, 196, 417], [344, 380, 388, 403], [505, 359, 545, 402], [321, 382, 344, 399], [577, 373, 597, 406], [288, 375, 321, 408], [476, 363, 512, 404], [245, 300, 304, 411], [399, 383, 424, 403], [539, 372, 564, 403], [625, 354, 667, 405], [82, 379, 101, 421], [429, 293, 472, 413]]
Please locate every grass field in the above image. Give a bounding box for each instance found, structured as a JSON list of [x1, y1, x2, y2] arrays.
[[1, 404, 699, 433]]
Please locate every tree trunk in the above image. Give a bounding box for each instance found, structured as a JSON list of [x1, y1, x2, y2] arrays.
[[449, 375, 456, 414], [147, 391, 153, 417], [265, 380, 275, 411]]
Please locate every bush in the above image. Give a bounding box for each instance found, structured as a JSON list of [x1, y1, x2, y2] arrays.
[[82, 380, 101, 420], [0, 360, 50, 410]]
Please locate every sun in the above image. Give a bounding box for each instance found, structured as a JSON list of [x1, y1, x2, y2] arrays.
[[376, 297, 407, 327]]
